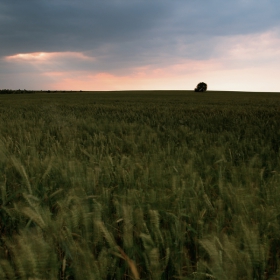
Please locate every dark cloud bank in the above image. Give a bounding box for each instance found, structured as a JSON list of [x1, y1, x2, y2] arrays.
[[1, 0, 280, 77]]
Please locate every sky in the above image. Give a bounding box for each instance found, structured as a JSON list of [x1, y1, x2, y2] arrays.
[[1, 0, 280, 92]]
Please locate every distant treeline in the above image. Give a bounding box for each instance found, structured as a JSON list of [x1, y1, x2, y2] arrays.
[[0, 89, 34, 94], [0, 89, 84, 94]]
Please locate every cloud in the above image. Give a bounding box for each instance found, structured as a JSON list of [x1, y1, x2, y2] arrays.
[[5, 52, 96, 73], [1, 1, 280, 91], [215, 29, 280, 69], [0, 1, 169, 57], [5, 52, 95, 62], [1, 1, 280, 59], [1, 28, 280, 91]]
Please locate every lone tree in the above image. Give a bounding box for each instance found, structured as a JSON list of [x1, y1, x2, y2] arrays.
[[194, 82, 207, 92]]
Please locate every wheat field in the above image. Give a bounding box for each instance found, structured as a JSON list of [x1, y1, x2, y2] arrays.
[[0, 90, 279, 279]]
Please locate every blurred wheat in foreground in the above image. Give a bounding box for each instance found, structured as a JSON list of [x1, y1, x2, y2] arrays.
[[0, 90, 279, 279]]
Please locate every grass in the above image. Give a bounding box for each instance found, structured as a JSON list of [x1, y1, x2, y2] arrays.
[[0, 90, 279, 279]]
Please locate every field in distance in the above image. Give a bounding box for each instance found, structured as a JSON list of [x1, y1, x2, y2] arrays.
[[0, 90, 279, 279], [1, 89, 280, 106]]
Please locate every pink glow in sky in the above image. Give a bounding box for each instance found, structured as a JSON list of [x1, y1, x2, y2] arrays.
[[3, 30, 280, 92]]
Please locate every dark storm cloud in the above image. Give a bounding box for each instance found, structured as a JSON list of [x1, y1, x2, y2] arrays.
[[0, 0, 170, 56], [1, 0, 280, 73]]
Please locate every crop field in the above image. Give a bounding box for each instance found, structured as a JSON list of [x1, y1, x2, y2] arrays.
[[0, 90, 280, 279]]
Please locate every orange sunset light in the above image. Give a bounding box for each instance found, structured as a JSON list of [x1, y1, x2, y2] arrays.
[[5, 52, 95, 62]]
